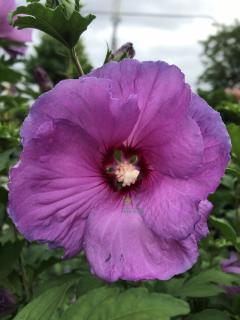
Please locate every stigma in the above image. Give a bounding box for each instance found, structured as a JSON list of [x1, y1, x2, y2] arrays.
[[115, 161, 140, 187]]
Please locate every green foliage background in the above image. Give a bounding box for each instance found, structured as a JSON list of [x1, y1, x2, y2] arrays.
[[199, 21, 240, 90], [1, 1, 240, 319], [26, 34, 92, 84]]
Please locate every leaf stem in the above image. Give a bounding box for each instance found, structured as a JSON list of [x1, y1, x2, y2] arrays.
[[70, 47, 84, 77]]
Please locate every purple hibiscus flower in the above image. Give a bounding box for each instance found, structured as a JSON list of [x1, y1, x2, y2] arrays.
[[221, 252, 240, 274], [0, 288, 16, 316], [8, 60, 230, 282], [0, 0, 32, 56], [221, 252, 240, 295]]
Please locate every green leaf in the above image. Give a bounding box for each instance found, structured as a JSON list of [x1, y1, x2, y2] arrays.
[[209, 216, 237, 243], [59, 0, 76, 19], [62, 287, 190, 320], [164, 277, 186, 296], [221, 174, 236, 189], [45, 0, 60, 8], [0, 64, 22, 83], [12, 3, 95, 49], [22, 244, 61, 276], [23, 243, 60, 266], [228, 123, 240, 161], [187, 309, 230, 320], [235, 237, 240, 251], [13, 275, 78, 320], [226, 166, 240, 178], [76, 272, 105, 296], [0, 241, 24, 279], [0, 149, 15, 171], [62, 287, 118, 320], [35, 273, 79, 296], [74, 0, 81, 11], [177, 283, 224, 298], [103, 45, 113, 64], [178, 269, 240, 298]]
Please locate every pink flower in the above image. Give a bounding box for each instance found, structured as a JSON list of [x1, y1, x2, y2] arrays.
[[225, 87, 240, 101], [221, 252, 240, 296], [8, 60, 230, 281], [0, 288, 16, 316], [221, 252, 240, 274], [0, 0, 32, 56]]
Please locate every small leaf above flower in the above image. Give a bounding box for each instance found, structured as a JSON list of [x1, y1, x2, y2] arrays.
[[11, 2, 95, 49]]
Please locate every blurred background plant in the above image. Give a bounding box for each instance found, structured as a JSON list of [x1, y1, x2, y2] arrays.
[[26, 34, 92, 85], [1, 1, 240, 320], [198, 21, 240, 126]]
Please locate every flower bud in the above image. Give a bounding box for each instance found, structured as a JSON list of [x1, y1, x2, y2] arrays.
[[34, 67, 53, 93], [113, 42, 135, 61], [105, 42, 135, 63]]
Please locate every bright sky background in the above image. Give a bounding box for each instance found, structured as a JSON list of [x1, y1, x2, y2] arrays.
[[81, 0, 240, 88], [17, 0, 240, 88]]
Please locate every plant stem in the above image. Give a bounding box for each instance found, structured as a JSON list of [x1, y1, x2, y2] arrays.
[[235, 182, 240, 236], [13, 226, 32, 302], [19, 254, 32, 302], [70, 47, 84, 77]]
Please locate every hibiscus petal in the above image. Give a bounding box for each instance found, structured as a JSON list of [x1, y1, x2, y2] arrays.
[[90, 59, 188, 120], [221, 253, 240, 274], [134, 115, 204, 178], [0, 0, 32, 44], [0, 0, 15, 14], [84, 202, 199, 281], [8, 119, 109, 257], [6, 28, 32, 43], [90, 60, 191, 139], [90, 60, 204, 178], [168, 94, 231, 198], [0, 0, 15, 32], [137, 177, 200, 240], [21, 77, 139, 150], [89, 59, 141, 100], [194, 200, 213, 241]]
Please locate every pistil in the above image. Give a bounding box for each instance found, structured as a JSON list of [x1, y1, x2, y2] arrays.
[[115, 161, 140, 187]]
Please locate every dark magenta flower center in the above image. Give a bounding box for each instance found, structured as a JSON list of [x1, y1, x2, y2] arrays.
[[102, 146, 149, 193]]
